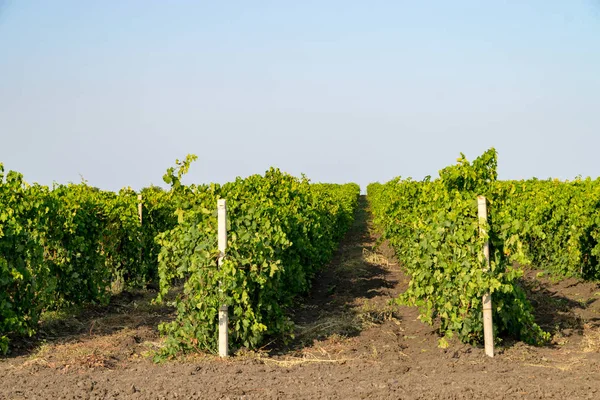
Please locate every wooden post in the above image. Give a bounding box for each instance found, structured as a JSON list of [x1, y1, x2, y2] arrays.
[[138, 194, 143, 268], [477, 196, 494, 358], [217, 199, 228, 358], [137, 194, 143, 224]]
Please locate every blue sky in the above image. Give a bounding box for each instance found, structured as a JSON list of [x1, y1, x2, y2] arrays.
[[1, 1, 599, 190]]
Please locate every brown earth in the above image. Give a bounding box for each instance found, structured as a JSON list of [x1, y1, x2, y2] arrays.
[[2, 196, 600, 400]]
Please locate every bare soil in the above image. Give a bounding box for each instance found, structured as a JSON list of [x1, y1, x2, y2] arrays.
[[2, 196, 600, 399]]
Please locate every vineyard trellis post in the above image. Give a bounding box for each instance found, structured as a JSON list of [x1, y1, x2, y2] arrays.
[[138, 194, 142, 224], [138, 194, 143, 267], [477, 195, 494, 358], [218, 199, 229, 358]]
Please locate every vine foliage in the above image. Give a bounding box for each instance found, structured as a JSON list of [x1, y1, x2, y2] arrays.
[[155, 159, 360, 358], [368, 149, 550, 345]]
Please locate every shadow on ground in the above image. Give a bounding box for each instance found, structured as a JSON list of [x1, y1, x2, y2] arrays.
[[4, 289, 175, 364], [521, 271, 600, 339], [272, 195, 402, 354]]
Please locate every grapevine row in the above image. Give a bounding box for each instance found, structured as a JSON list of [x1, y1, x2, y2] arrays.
[[155, 160, 360, 357], [368, 149, 595, 346], [1, 158, 359, 355]]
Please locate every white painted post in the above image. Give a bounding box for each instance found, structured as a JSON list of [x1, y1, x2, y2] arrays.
[[477, 195, 494, 358], [138, 195, 143, 224], [138, 194, 143, 267], [217, 199, 228, 358]]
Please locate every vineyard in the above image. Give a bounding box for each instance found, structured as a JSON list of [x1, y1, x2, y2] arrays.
[[0, 156, 360, 356], [1, 151, 600, 399], [368, 148, 600, 348]]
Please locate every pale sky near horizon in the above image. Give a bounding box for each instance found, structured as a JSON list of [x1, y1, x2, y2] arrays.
[[1, 1, 599, 191]]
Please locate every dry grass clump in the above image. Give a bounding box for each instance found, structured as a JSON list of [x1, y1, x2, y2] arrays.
[[582, 324, 600, 353]]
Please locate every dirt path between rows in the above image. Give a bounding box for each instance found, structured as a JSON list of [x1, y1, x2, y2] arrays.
[[2, 196, 600, 399]]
